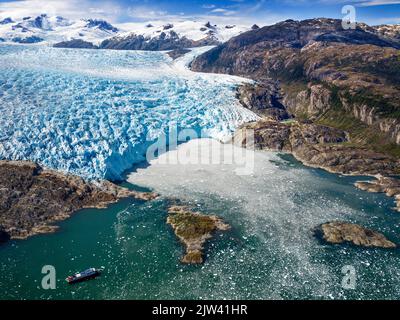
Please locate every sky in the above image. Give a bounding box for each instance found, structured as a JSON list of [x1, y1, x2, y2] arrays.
[[0, 0, 399, 26]]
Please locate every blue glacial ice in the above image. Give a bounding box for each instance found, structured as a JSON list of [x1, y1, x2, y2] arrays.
[[0, 45, 258, 180]]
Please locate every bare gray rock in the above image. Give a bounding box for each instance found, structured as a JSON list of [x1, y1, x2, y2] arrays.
[[237, 79, 290, 120], [167, 48, 191, 60], [54, 39, 98, 49], [234, 119, 399, 176], [98, 31, 219, 51]]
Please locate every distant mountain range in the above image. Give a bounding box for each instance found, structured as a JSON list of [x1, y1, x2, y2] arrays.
[[2, 14, 399, 53], [0, 14, 249, 48], [0, 14, 121, 44]]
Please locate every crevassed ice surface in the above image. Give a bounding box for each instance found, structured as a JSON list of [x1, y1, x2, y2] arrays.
[[0, 45, 257, 180]]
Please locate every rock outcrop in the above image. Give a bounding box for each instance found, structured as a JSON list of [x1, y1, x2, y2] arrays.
[[283, 84, 334, 120], [234, 119, 400, 176], [98, 31, 219, 51], [166, 48, 191, 60], [11, 36, 43, 43], [53, 39, 98, 49], [0, 160, 158, 242], [314, 222, 397, 248], [192, 19, 400, 75], [167, 205, 230, 264], [53, 30, 220, 51], [355, 176, 400, 212], [0, 17, 13, 25], [366, 23, 400, 41], [84, 19, 118, 32], [237, 79, 290, 120]]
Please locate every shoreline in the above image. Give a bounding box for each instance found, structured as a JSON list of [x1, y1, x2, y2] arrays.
[[0, 46, 254, 247], [0, 160, 158, 242], [233, 119, 400, 212]]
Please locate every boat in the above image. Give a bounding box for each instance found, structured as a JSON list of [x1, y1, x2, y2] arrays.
[[65, 268, 103, 284]]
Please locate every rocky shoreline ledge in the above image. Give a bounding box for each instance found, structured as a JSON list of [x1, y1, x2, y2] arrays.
[[0, 160, 231, 265], [0, 160, 158, 242], [355, 176, 400, 212], [167, 205, 230, 264], [315, 222, 397, 249], [234, 119, 400, 176], [233, 119, 400, 212]]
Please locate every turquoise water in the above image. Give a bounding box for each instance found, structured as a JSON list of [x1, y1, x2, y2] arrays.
[[1, 154, 400, 300]]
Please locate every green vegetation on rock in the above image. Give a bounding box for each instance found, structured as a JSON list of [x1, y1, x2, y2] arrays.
[[167, 205, 230, 264], [317, 109, 400, 159], [168, 209, 217, 240]]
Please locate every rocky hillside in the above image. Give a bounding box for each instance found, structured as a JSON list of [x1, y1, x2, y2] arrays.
[[192, 18, 400, 158], [53, 29, 219, 50], [0, 161, 157, 242], [98, 30, 218, 51], [235, 119, 400, 173]]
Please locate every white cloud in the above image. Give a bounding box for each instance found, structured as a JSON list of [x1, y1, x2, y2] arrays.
[[316, 0, 400, 7], [357, 0, 400, 6], [127, 6, 169, 20], [0, 0, 123, 21], [210, 8, 237, 16], [202, 4, 216, 9]]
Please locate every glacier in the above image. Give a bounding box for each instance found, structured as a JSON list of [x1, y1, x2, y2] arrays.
[[0, 44, 258, 180]]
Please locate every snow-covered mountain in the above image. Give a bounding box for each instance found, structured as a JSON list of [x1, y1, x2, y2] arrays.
[[97, 20, 250, 51], [0, 14, 249, 48], [374, 24, 400, 40], [0, 14, 119, 44], [115, 20, 248, 44]]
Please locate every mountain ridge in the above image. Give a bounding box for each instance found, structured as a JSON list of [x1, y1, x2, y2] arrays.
[[0, 14, 248, 48], [191, 18, 400, 157]]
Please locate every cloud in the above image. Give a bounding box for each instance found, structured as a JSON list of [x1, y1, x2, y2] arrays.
[[126, 6, 169, 20], [316, 0, 400, 7], [210, 8, 238, 16], [202, 4, 216, 9], [356, 0, 400, 6], [0, 0, 123, 21]]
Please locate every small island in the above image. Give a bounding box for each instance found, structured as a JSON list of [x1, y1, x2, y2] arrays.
[[167, 205, 231, 264], [314, 221, 397, 249]]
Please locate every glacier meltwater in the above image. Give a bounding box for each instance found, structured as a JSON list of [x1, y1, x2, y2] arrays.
[[0, 44, 257, 180]]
